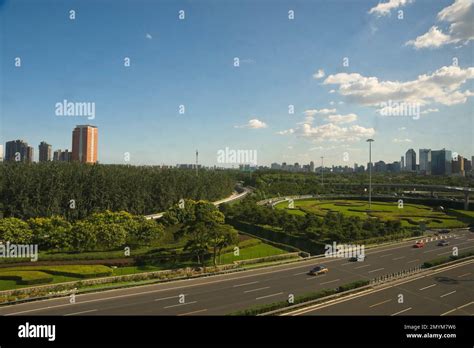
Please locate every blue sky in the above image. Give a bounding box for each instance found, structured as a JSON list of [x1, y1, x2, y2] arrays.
[[1, 0, 473, 166]]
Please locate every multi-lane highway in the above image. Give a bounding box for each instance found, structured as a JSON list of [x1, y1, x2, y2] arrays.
[[0, 229, 473, 316], [285, 260, 474, 316]]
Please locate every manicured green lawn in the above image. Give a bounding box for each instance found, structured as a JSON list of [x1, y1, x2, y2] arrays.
[[275, 199, 472, 228], [217, 243, 286, 264]]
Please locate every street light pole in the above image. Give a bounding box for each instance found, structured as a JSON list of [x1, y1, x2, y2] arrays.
[[321, 156, 324, 186], [366, 139, 374, 210]]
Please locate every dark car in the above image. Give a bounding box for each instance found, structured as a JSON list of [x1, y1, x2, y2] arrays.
[[308, 265, 328, 276], [437, 240, 449, 246], [349, 254, 366, 262]]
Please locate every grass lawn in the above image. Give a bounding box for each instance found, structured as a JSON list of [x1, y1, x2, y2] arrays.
[[275, 199, 472, 228], [0, 238, 287, 292], [216, 243, 286, 264]]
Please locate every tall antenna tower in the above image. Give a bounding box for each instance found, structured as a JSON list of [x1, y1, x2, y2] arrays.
[[195, 149, 199, 176]]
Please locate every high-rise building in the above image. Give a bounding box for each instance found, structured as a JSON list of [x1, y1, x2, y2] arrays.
[[374, 161, 387, 172], [309, 161, 315, 172], [400, 156, 404, 171], [405, 149, 416, 172], [27, 146, 34, 163], [5, 140, 29, 162], [419, 149, 431, 174], [452, 154, 465, 176], [53, 149, 71, 162], [431, 149, 452, 175], [72, 125, 98, 163], [38, 141, 52, 162]]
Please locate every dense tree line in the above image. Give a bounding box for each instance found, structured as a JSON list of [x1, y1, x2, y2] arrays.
[[241, 171, 474, 197], [0, 162, 236, 220], [0, 211, 164, 252], [221, 198, 403, 244]]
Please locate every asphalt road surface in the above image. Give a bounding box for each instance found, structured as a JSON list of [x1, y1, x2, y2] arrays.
[[286, 260, 474, 316], [0, 228, 473, 316]]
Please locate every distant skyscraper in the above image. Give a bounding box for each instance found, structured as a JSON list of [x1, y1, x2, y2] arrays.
[[309, 161, 315, 172], [53, 149, 71, 162], [72, 125, 98, 163], [38, 141, 52, 162], [405, 149, 416, 172], [400, 156, 404, 171], [5, 140, 29, 162], [27, 146, 34, 163], [431, 149, 452, 175], [419, 149, 431, 174], [452, 154, 465, 176]]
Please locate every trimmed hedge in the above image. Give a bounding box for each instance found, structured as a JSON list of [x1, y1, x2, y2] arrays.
[[0, 265, 113, 279], [229, 279, 370, 316], [0, 271, 54, 285], [422, 250, 474, 268]]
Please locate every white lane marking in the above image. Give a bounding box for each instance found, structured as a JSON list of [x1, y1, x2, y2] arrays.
[[368, 268, 385, 273], [341, 262, 352, 266], [244, 287, 270, 293], [419, 284, 437, 291], [320, 279, 340, 285], [407, 259, 420, 264], [440, 291, 456, 298], [177, 308, 208, 316], [154, 295, 183, 302], [64, 309, 98, 316], [442, 301, 474, 316], [369, 299, 392, 308], [392, 256, 406, 261], [164, 301, 197, 309], [233, 281, 259, 287], [293, 271, 308, 276], [354, 264, 371, 269], [391, 307, 412, 316], [457, 272, 471, 278], [379, 254, 393, 258], [256, 292, 284, 300]]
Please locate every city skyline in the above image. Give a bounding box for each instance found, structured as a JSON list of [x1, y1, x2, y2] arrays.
[[1, 0, 473, 167]]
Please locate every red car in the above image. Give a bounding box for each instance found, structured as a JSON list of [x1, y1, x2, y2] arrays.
[[413, 241, 425, 248]]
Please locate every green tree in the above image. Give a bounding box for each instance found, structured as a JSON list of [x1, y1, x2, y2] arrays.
[[0, 217, 33, 244]]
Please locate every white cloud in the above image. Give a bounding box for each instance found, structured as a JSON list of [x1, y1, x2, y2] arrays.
[[398, 127, 407, 130], [235, 118, 268, 129], [369, 0, 413, 16], [302, 108, 337, 124], [303, 108, 336, 117], [393, 138, 413, 143], [326, 113, 358, 124], [301, 123, 375, 142], [406, 26, 453, 49], [323, 65, 474, 107], [420, 108, 440, 114], [313, 69, 325, 79], [146, 33, 153, 39], [276, 129, 295, 135], [406, 0, 474, 49]]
